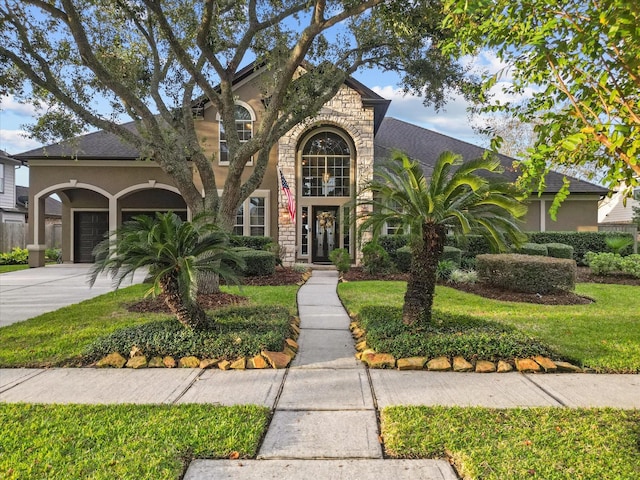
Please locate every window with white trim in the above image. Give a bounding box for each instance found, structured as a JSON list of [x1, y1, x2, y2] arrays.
[[231, 191, 269, 236], [219, 103, 254, 166], [0, 164, 4, 194]]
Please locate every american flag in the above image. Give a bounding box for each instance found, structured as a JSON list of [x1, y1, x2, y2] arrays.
[[279, 169, 296, 222]]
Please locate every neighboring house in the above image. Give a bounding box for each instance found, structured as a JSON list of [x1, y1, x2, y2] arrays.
[[0, 150, 27, 224], [16, 65, 608, 266], [15, 185, 63, 224], [598, 183, 640, 226]]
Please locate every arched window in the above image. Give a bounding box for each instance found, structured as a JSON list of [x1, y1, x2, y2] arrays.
[[300, 131, 351, 197], [219, 103, 254, 165]]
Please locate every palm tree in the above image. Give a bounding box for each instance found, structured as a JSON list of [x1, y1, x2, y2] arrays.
[[359, 150, 527, 326], [89, 212, 242, 330]]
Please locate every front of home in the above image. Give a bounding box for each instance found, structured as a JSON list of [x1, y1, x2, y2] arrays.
[[16, 65, 608, 267]]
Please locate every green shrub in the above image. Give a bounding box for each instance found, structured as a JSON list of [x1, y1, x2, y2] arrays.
[[378, 235, 410, 265], [620, 254, 640, 278], [357, 306, 555, 360], [266, 242, 285, 267], [584, 252, 622, 276], [436, 260, 457, 282], [329, 248, 351, 274], [362, 242, 394, 275], [476, 253, 576, 294], [0, 247, 29, 265], [292, 263, 310, 273], [83, 305, 291, 361], [518, 242, 548, 256], [395, 245, 412, 273], [229, 235, 273, 250], [45, 248, 62, 262], [545, 243, 574, 259], [527, 231, 634, 264], [233, 248, 276, 276], [460, 256, 477, 270], [453, 234, 493, 257], [441, 245, 462, 265], [605, 236, 634, 255], [449, 269, 478, 284]]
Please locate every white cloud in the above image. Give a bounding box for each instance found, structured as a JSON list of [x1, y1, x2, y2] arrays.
[[0, 129, 43, 154], [0, 95, 38, 117]]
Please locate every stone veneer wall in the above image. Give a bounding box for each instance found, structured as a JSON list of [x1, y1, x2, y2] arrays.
[[277, 85, 375, 265]]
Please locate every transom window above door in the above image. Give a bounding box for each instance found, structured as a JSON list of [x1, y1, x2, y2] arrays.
[[301, 131, 352, 197]]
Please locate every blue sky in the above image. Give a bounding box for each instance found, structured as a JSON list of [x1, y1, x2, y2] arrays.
[[1, 53, 510, 187]]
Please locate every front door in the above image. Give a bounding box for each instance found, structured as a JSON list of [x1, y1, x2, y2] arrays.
[[74, 212, 109, 263], [312, 206, 339, 263]]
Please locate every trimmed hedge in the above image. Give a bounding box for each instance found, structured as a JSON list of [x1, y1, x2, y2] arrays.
[[518, 243, 548, 256], [362, 242, 394, 275], [545, 242, 574, 259], [395, 245, 412, 273], [233, 248, 276, 277], [477, 253, 576, 294], [229, 235, 273, 251], [527, 231, 634, 264], [442, 246, 462, 266]]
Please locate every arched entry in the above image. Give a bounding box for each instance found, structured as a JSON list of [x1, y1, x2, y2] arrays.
[[297, 128, 355, 263]]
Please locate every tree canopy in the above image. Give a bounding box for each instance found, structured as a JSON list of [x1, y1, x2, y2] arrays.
[[1, 0, 473, 226], [442, 0, 640, 204]]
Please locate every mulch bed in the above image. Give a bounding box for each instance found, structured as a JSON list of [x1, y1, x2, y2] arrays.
[[126, 267, 306, 314], [576, 266, 640, 286]]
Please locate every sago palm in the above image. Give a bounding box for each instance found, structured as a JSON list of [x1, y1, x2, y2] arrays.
[[89, 212, 242, 330], [359, 150, 527, 326]]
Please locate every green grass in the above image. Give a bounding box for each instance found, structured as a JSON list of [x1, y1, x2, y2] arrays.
[[0, 283, 298, 367], [0, 264, 28, 273], [0, 403, 269, 480], [382, 406, 640, 480], [338, 281, 640, 372]]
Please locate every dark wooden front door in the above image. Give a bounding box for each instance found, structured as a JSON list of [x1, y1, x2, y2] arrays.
[[74, 212, 109, 263], [312, 206, 339, 263]]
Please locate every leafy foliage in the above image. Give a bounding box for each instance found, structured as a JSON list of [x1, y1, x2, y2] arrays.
[[0, 247, 28, 265], [528, 231, 634, 264], [233, 248, 276, 277], [329, 248, 351, 274], [83, 305, 291, 361], [357, 306, 555, 360], [362, 242, 394, 275], [544, 243, 574, 259], [518, 242, 548, 256], [442, 0, 640, 210]]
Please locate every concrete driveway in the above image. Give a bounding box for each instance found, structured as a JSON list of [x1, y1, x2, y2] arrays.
[[0, 264, 146, 327]]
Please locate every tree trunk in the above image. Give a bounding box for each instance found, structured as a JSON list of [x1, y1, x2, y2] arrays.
[[402, 223, 446, 326], [160, 276, 208, 330]]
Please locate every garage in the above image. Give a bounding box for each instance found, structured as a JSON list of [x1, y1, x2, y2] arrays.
[[74, 211, 109, 263]]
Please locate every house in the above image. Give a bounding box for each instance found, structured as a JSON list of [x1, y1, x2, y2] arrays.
[[598, 183, 640, 226], [0, 150, 27, 224], [16, 66, 608, 267]]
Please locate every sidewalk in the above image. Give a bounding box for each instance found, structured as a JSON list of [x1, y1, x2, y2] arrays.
[[1, 269, 639, 479]]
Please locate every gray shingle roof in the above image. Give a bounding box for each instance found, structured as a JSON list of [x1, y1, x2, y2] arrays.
[[15, 122, 140, 160], [374, 117, 608, 195], [15, 186, 62, 217]]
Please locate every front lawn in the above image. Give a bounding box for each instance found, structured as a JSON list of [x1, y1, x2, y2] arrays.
[[382, 406, 640, 480], [0, 283, 298, 367], [0, 264, 28, 274], [0, 403, 269, 480], [338, 281, 640, 372]]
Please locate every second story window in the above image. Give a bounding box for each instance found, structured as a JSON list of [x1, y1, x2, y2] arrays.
[[219, 103, 254, 166]]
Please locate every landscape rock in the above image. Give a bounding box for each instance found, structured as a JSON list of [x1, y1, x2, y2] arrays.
[[199, 358, 219, 369], [453, 356, 473, 372], [363, 353, 396, 369], [148, 356, 165, 368], [285, 338, 298, 351], [96, 352, 127, 368], [218, 360, 231, 370], [533, 356, 557, 372], [554, 361, 583, 373], [163, 356, 176, 368], [397, 357, 426, 370], [179, 356, 200, 368], [283, 346, 296, 359], [515, 358, 541, 373], [497, 360, 513, 373], [355, 340, 368, 352], [262, 350, 291, 369], [126, 356, 148, 369], [475, 360, 496, 373], [352, 328, 365, 339], [426, 356, 452, 371], [230, 357, 246, 370], [249, 355, 268, 369]]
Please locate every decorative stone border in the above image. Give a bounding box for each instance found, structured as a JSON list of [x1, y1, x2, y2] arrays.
[[350, 322, 584, 373], [93, 315, 302, 370]]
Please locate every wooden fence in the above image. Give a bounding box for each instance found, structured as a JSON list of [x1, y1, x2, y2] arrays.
[[0, 222, 61, 252]]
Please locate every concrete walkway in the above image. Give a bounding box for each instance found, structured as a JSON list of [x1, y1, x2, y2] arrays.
[[0, 264, 146, 326], [1, 269, 640, 479]]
